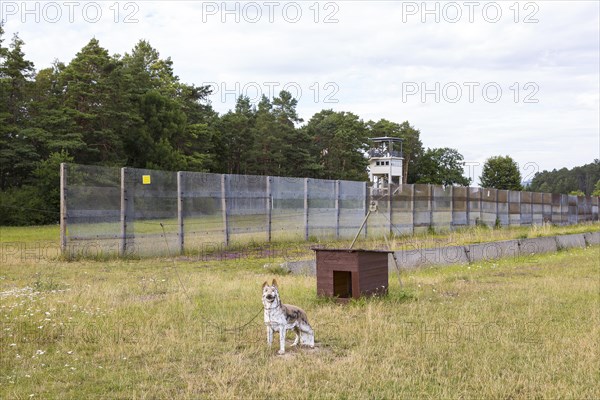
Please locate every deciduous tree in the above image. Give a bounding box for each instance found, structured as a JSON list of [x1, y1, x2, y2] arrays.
[[480, 155, 523, 190], [412, 147, 470, 186]]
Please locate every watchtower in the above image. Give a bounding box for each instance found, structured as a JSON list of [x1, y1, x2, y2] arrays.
[[368, 137, 404, 193]]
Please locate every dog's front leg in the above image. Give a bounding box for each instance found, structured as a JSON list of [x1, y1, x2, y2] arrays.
[[267, 326, 273, 347], [278, 327, 286, 355]]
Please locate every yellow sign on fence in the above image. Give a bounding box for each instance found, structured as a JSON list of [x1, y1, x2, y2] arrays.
[[142, 175, 151, 185]]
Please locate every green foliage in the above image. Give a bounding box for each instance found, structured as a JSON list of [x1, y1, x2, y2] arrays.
[[592, 180, 600, 196], [304, 109, 369, 180], [0, 31, 37, 189], [480, 155, 523, 190], [568, 190, 585, 196], [0, 151, 73, 225], [530, 160, 600, 195], [412, 147, 471, 186]]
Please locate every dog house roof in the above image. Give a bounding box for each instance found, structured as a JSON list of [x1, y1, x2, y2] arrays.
[[311, 248, 393, 253]]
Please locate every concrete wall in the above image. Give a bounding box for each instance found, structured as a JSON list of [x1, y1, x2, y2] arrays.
[[284, 231, 599, 274]]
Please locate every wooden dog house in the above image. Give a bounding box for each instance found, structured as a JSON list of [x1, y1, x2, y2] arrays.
[[313, 248, 392, 301]]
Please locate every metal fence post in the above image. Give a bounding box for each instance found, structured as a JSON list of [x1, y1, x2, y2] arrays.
[[388, 184, 393, 235], [479, 189, 483, 224], [304, 178, 310, 241], [495, 188, 499, 225], [531, 192, 534, 225], [429, 185, 434, 230], [466, 187, 471, 226], [411, 184, 416, 233], [221, 174, 229, 246], [450, 185, 455, 229], [506, 190, 512, 226], [120, 167, 128, 257], [335, 180, 341, 239], [177, 171, 184, 255], [60, 163, 67, 256], [364, 182, 369, 238], [266, 176, 272, 242], [519, 191, 523, 225]]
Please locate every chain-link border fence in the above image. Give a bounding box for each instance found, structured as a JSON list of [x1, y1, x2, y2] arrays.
[[60, 163, 600, 258]]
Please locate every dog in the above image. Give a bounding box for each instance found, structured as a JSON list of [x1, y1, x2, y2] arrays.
[[262, 279, 314, 354]]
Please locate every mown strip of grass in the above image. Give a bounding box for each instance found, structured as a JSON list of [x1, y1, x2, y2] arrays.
[[0, 225, 59, 243]]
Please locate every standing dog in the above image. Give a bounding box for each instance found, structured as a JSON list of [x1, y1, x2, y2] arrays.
[[262, 279, 314, 354]]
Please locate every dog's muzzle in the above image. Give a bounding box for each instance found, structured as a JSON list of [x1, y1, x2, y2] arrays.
[[265, 294, 275, 301]]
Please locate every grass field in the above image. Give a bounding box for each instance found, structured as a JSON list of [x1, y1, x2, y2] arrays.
[[0, 224, 599, 399]]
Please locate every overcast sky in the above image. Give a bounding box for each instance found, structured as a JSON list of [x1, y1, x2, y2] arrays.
[[2, 1, 598, 183]]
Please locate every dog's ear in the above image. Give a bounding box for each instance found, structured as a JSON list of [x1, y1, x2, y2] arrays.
[[271, 278, 278, 288], [262, 281, 268, 289]]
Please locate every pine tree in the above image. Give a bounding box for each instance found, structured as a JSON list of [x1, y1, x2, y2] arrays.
[[215, 96, 257, 174], [304, 110, 368, 181], [59, 38, 126, 164], [0, 32, 37, 189]]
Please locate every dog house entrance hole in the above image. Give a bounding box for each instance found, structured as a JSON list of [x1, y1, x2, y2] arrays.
[[333, 271, 352, 298]]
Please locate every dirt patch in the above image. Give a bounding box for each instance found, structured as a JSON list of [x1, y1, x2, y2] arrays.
[[273, 342, 329, 359]]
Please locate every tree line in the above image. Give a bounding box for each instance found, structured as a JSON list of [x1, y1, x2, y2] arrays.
[[528, 161, 600, 197]]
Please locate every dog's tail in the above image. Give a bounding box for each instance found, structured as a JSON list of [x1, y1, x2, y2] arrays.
[[299, 322, 314, 347]]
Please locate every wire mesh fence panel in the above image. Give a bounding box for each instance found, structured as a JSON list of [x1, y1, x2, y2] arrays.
[[367, 198, 390, 238], [587, 196, 594, 221], [592, 196, 600, 221], [63, 162, 600, 259], [586, 196, 593, 221], [431, 185, 452, 231], [520, 191, 533, 225], [125, 168, 179, 257], [307, 178, 337, 239], [468, 187, 482, 226], [576, 196, 585, 222], [412, 184, 432, 234], [508, 190, 521, 226], [551, 193, 563, 225], [180, 172, 225, 253], [391, 184, 413, 235], [567, 195, 578, 224], [481, 188, 497, 226], [271, 177, 305, 242], [532, 192, 544, 225], [452, 186, 468, 228], [226, 174, 268, 244], [561, 194, 570, 225], [541, 193, 552, 223], [65, 164, 121, 258], [339, 180, 367, 238], [578, 196, 591, 222], [497, 190, 509, 227]]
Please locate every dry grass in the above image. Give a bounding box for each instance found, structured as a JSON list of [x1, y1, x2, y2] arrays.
[[1, 229, 599, 399]]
